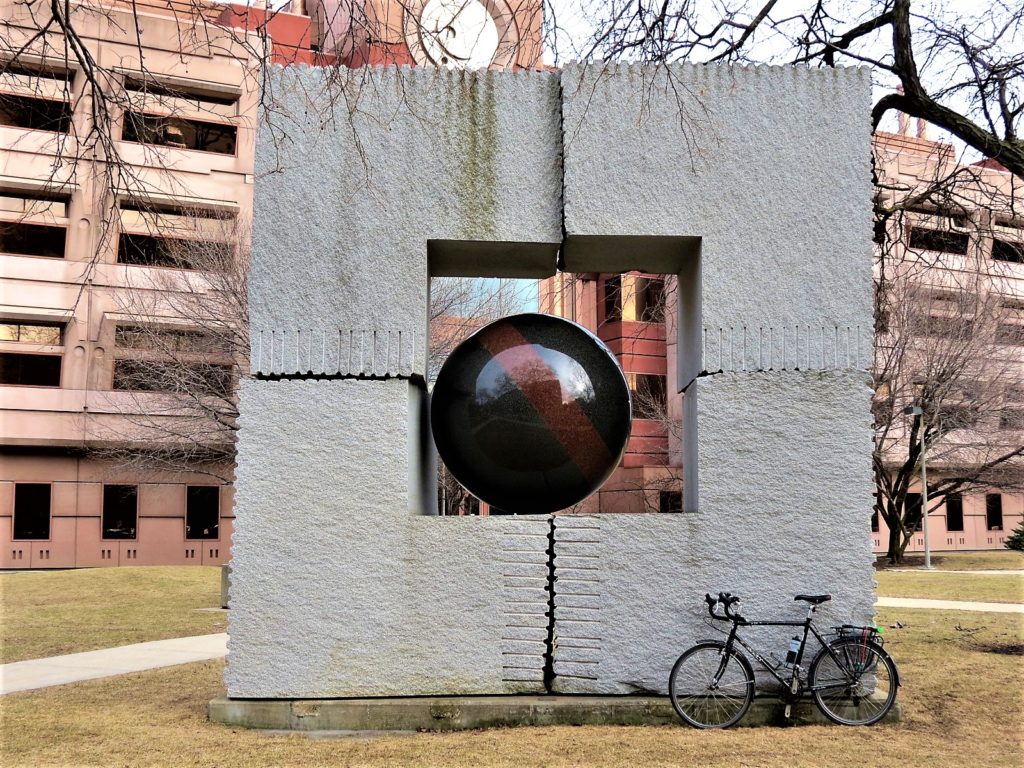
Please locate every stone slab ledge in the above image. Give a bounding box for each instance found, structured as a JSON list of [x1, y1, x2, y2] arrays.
[[209, 695, 901, 731]]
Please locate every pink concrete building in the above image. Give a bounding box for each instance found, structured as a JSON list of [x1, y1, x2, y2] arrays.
[[0, 0, 277, 567]]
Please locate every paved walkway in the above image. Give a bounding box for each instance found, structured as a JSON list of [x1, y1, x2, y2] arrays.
[[875, 596, 1024, 613], [0, 633, 227, 695]]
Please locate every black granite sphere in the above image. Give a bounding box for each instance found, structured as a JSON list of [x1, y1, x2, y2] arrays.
[[431, 313, 631, 515]]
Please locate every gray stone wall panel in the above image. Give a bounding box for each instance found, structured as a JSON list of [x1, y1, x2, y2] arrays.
[[561, 63, 873, 334], [228, 379, 549, 697], [250, 66, 563, 376], [552, 372, 875, 695]]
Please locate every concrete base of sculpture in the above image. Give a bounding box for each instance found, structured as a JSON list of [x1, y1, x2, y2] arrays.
[[209, 695, 901, 731]]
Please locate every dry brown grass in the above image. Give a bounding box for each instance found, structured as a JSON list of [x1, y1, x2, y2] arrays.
[[1, 608, 1021, 768], [0, 567, 223, 663], [875, 570, 1024, 603], [881, 550, 1024, 571]]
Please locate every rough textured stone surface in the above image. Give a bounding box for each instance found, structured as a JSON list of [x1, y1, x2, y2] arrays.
[[552, 372, 875, 694], [250, 66, 563, 377], [228, 378, 549, 697], [560, 63, 873, 336], [231, 64, 876, 702]]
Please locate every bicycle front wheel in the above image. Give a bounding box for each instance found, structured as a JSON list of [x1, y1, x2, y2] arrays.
[[668, 641, 754, 728], [809, 637, 898, 726]]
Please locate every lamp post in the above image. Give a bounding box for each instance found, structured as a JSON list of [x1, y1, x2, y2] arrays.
[[903, 394, 932, 570]]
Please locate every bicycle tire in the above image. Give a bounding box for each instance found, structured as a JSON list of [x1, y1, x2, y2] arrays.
[[668, 641, 755, 729], [808, 637, 898, 726]]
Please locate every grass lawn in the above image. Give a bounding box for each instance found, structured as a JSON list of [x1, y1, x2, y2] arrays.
[[880, 550, 1024, 571], [0, 567, 223, 663], [1, 608, 1021, 768], [874, 571, 1024, 603]]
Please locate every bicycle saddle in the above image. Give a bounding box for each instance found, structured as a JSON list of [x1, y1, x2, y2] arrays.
[[794, 594, 832, 604]]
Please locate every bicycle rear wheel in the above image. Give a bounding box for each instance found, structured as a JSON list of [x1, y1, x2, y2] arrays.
[[809, 637, 897, 726], [668, 641, 754, 728]]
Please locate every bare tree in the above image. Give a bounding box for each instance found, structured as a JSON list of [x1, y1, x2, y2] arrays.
[[872, 137, 1024, 563], [87, 214, 250, 481], [430, 275, 533, 515], [552, 0, 1022, 176]]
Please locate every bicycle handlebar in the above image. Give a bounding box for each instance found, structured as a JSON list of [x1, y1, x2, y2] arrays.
[[705, 592, 747, 624]]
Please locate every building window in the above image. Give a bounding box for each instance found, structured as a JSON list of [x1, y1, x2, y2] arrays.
[[871, 510, 879, 532], [118, 232, 231, 269], [906, 492, 923, 532], [114, 325, 226, 353], [13, 483, 51, 540], [0, 220, 67, 258], [0, 93, 73, 132], [121, 111, 237, 155], [0, 321, 62, 344], [112, 358, 232, 396], [636, 277, 666, 322], [992, 239, 1023, 264], [908, 226, 969, 255], [995, 323, 1024, 345], [631, 373, 667, 420], [603, 276, 622, 322], [659, 490, 682, 514], [186, 486, 220, 540], [102, 485, 138, 540], [986, 494, 1003, 531], [1000, 409, 1024, 430], [945, 493, 964, 532], [0, 352, 61, 386], [122, 76, 240, 108]]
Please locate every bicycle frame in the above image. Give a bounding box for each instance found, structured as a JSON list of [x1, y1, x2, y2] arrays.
[[716, 604, 861, 693]]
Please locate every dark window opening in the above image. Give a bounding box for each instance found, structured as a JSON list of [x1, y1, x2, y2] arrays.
[[1000, 409, 1024, 430], [115, 325, 229, 354], [636, 277, 666, 322], [186, 486, 220, 540], [906, 492, 923, 532], [0, 352, 61, 386], [872, 211, 887, 245], [123, 76, 240, 107], [632, 373, 667, 420], [119, 199, 235, 220], [995, 323, 1024, 345], [118, 232, 230, 269], [102, 485, 138, 540], [993, 239, 1024, 264], [14, 483, 51, 540], [0, 93, 72, 132], [603, 276, 622, 323], [913, 313, 974, 339], [113, 358, 232, 397], [936, 403, 979, 430], [908, 227, 969, 255], [946, 494, 964, 532], [0, 321, 62, 344], [0, 221, 66, 258], [659, 490, 682, 514], [986, 494, 1003, 530], [122, 111, 237, 155], [871, 510, 879, 532]]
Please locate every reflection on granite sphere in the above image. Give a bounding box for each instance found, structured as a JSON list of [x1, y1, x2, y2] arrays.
[[431, 313, 631, 515]]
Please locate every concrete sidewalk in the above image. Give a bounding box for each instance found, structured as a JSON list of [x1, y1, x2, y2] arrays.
[[876, 596, 1024, 613], [0, 633, 227, 695]]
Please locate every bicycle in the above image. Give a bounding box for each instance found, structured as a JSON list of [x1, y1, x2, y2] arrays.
[[668, 592, 899, 729]]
